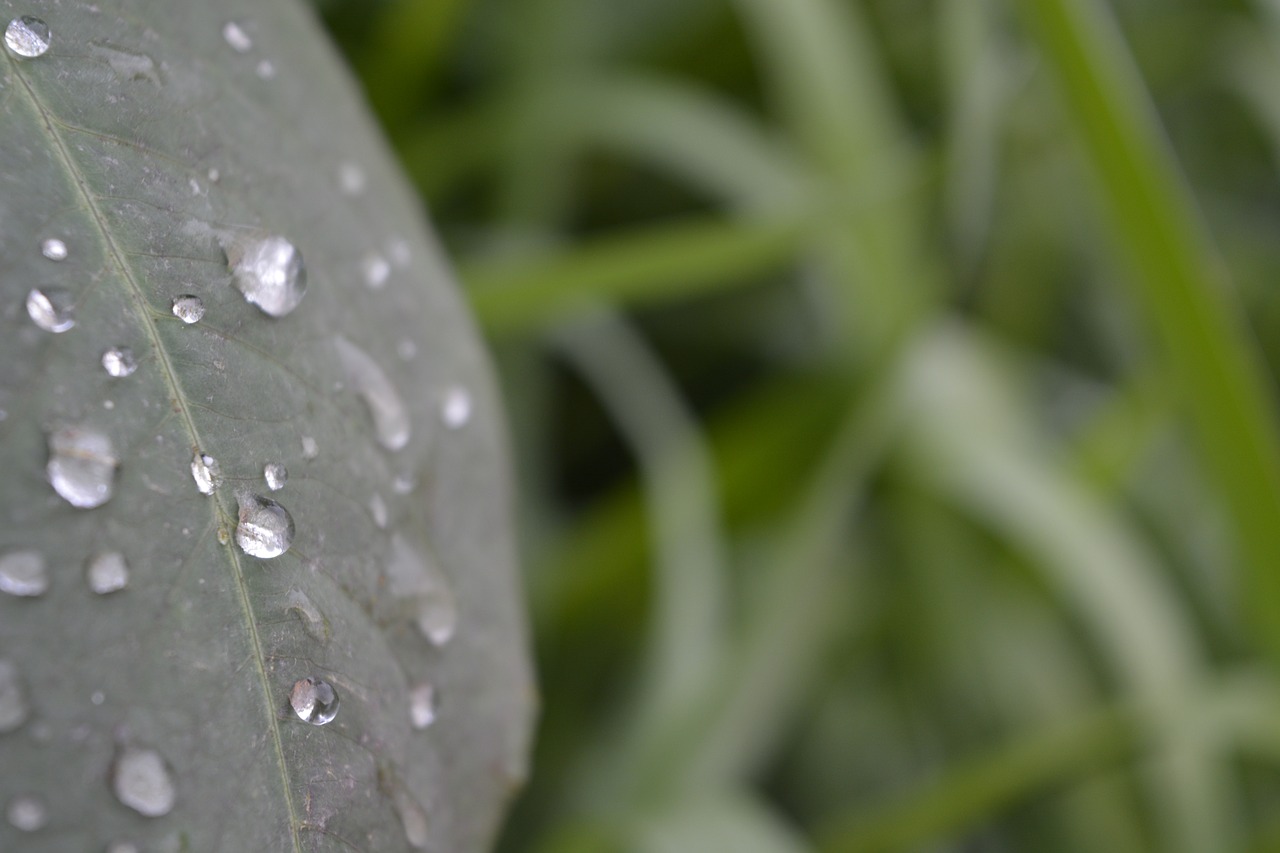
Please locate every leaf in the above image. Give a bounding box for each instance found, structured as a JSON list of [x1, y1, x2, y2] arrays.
[[0, 2, 532, 851]]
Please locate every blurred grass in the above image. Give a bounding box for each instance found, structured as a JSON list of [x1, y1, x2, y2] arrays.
[[321, 0, 1280, 850]]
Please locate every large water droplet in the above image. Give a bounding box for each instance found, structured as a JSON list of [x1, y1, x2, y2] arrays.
[[362, 253, 390, 289], [5, 16, 49, 58], [190, 452, 221, 496], [284, 588, 328, 643], [6, 795, 46, 831], [392, 786, 430, 849], [441, 386, 472, 430], [264, 461, 287, 491], [226, 233, 307, 318], [409, 683, 438, 730], [40, 238, 67, 261], [334, 336, 410, 451], [102, 347, 138, 378], [289, 677, 339, 725], [47, 426, 117, 509], [387, 535, 457, 647], [368, 492, 388, 529], [0, 551, 47, 597], [26, 288, 75, 333], [112, 747, 176, 817], [235, 493, 295, 559], [171, 294, 205, 324], [87, 552, 129, 595], [222, 21, 251, 53], [0, 660, 29, 733]]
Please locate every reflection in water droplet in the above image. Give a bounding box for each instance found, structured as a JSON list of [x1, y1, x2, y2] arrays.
[[392, 786, 430, 849], [301, 436, 319, 460], [26, 288, 75, 333], [0, 551, 47, 597], [226, 233, 307, 318], [5, 16, 50, 58], [0, 660, 29, 733], [289, 677, 339, 725], [369, 493, 388, 529], [441, 386, 472, 430], [362, 254, 390, 289], [284, 588, 328, 643], [264, 461, 287, 491], [87, 552, 129, 594], [171, 294, 205, 324], [190, 452, 221, 496], [338, 162, 365, 195], [222, 20, 251, 53], [236, 493, 295, 559], [48, 426, 117, 509], [409, 683, 438, 730], [387, 535, 457, 647], [334, 337, 411, 451], [112, 747, 176, 817], [40, 238, 67, 261], [6, 795, 46, 832], [101, 347, 138, 378]]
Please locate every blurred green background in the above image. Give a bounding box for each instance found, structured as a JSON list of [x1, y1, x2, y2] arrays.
[[320, 0, 1280, 851]]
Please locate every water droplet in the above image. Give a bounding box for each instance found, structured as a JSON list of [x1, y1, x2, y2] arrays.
[[47, 426, 117, 509], [387, 535, 457, 647], [409, 683, 438, 730], [91, 690, 105, 705], [289, 677, 339, 725], [171, 294, 204, 324], [338, 162, 365, 195], [0, 660, 29, 733], [190, 452, 221, 496], [284, 588, 328, 643], [334, 336, 411, 451], [6, 795, 46, 831], [225, 233, 307, 318], [441, 386, 472, 429], [255, 58, 275, 79], [40, 238, 67, 261], [369, 492, 388, 529], [86, 552, 129, 594], [101, 347, 138, 378], [264, 461, 287, 491], [0, 551, 47, 597], [5, 16, 50, 58], [91, 42, 159, 83], [26, 288, 75, 333], [301, 436, 319, 460], [222, 21, 251, 53], [392, 786, 430, 849], [112, 747, 176, 817], [207, 167, 221, 183], [235, 493, 295, 559], [362, 253, 390, 289]]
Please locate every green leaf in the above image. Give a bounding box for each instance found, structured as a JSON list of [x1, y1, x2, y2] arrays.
[[0, 2, 532, 851]]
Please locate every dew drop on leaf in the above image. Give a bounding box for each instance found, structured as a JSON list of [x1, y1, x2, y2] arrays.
[[334, 336, 411, 451], [289, 676, 339, 725], [47, 426, 117, 509], [0, 550, 47, 597], [301, 436, 319, 460], [190, 452, 222, 496], [40, 238, 67, 261], [6, 794, 46, 831], [26, 288, 75, 333], [112, 747, 176, 817], [255, 59, 275, 79], [284, 587, 328, 643], [264, 461, 287, 491], [441, 386, 472, 430], [221, 20, 251, 53], [0, 660, 30, 732], [170, 294, 205, 324], [4, 16, 50, 58], [409, 683, 438, 730], [101, 347, 138, 378], [86, 552, 129, 595], [362, 253, 390, 289], [225, 233, 307, 318], [235, 493, 295, 559], [392, 785, 430, 849], [388, 535, 458, 647], [369, 492, 388, 529]]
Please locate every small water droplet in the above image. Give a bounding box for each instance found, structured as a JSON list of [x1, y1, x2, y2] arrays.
[[387, 536, 457, 647], [301, 436, 319, 460], [40, 238, 67, 261], [47, 426, 117, 509], [0, 551, 47, 597], [91, 690, 105, 705], [264, 461, 287, 491], [362, 253, 390, 289], [171, 294, 205, 324], [338, 162, 365, 195], [0, 660, 29, 733], [101, 347, 138, 378], [289, 677, 339, 725], [26, 288, 75, 333], [112, 747, 176, 817], [409, 683, 438, 730], [392, 786, 430, 849], [255, 58, 275, 79], [222, 21, 251, 53], [86, 552, 129, 594], [6, 795, 46, 831], [284, 588, 328, 643], [441, 386, 472, 429], [190, 452, 221, 496], [334, 336, 411, 451], [236, 493, 295, 559], [369, 492, 388, 529], [225, 233, 307, 318], [5, 16, 50, 58]]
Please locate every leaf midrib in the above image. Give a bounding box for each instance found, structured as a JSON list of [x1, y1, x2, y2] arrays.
[[6, 52, 306, 853]]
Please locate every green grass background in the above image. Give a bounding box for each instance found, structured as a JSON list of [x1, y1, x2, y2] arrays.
[[321, 1, 1280, 850]]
